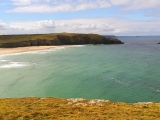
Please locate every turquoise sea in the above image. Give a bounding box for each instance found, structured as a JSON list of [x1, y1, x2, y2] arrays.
[[0, 36, 160, 103]]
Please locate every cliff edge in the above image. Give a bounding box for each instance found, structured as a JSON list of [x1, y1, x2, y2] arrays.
[[0, 33, 123, 48], [0, 97, 159, 119]]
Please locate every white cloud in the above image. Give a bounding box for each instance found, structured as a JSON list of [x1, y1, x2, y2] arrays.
[[1, 18, 160, 35], [8, 0, 111, 13], [11, 0, 38, 6], [0, 21, 15, 31], [2, 0, 160, 35], [0, 21, 18, 34], [110, 0, 160, 10], [124, 0, 160, 10], [53, 18, 117, 34], [7, 0, 160, 13], [0, 21, 8, 30], [37, 20, 55, 29]]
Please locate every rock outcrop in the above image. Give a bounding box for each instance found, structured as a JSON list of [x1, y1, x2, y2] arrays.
[[0, 33, 123, 48]]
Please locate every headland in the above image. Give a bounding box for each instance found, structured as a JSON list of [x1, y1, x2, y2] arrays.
[[0, 33, 123, 48]]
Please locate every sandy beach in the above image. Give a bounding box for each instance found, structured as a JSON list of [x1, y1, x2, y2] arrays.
[[0, 46, 62, 55]]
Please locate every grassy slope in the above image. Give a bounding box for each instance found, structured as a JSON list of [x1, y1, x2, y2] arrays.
[[0, 97, 160, 120], [0, 33, 121, 45], [0, 33, 98, 44], [0, 33, 60, 44]]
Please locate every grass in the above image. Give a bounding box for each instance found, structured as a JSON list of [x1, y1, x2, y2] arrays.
[[0, 97, 159, 119], [0, 33, 62, 44], [0, 33, 98, 44], [0, 33, 122, 46]]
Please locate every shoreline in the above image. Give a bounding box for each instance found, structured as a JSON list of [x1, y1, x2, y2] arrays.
[[0, 46, 66, 55]]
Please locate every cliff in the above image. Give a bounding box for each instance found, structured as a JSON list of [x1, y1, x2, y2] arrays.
[[0, 33, 123, 48]]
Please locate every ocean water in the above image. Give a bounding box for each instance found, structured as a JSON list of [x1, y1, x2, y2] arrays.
[[0, 36, 160, 103]]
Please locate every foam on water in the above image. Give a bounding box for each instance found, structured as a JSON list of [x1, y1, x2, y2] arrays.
[[0, 45, 85, 57], [69, 45, 86, 47], [23, 47, 67, 54], [0, 62, 30, 68], [0, 45, 85, 69], [0, 60, 10, 62], [0, 47, 63, 57], [112, 78, 129, 85], [25, 45, 85, 54]]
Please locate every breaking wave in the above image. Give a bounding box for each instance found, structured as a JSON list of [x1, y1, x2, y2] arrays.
[[0, 62, 29, 68]]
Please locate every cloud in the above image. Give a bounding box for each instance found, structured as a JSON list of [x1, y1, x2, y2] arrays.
[[125, 0, 160, 10], [2, 0, 160, 35], [37, 20, 55, 29], [7, 0, 160, 13], [0, 21, 19, 34], [0, 21, 14, 31], [146, 10, 160, 18], [0, 22, 8, 30], [1, 18, 160, 35], [54, 18, 117, 34], [8, 0, 111, 13], [8, 4, 73, 13], [110, 0, 160, 10], [11, 0, 40, 6]]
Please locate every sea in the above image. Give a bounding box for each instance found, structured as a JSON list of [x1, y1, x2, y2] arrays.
[[0, 36, 160, 103]]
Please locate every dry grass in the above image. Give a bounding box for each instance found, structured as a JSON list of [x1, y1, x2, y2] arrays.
[[0, 33, 95, 44], [0, 33, 60, 44], [0, 97, 159, 120]]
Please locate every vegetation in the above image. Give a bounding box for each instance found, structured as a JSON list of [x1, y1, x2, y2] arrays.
[[0, 97, 159, 119], [0, 33, 123, 48]]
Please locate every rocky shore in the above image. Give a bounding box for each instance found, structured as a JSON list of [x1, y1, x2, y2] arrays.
[[0, 33, 123, 48]]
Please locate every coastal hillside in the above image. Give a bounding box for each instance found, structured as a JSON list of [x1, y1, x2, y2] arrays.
[[0, 33, 123, 48], [0, 97, 159, 119]]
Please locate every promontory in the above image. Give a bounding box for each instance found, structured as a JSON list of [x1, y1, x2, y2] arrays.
[[0, 33, 123, 48]]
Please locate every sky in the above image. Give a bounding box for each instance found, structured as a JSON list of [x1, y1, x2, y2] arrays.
[[0, 0, 160, 35]]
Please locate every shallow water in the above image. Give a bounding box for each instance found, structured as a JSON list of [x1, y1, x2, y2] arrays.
[[0, 37, 160, 103]]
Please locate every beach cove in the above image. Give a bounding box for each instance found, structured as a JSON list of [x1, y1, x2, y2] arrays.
[[0, 36, 160, 103], [0, 35, 160, 119]]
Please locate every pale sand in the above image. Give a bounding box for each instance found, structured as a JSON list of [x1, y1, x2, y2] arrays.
[[0, 46, 62, 55]]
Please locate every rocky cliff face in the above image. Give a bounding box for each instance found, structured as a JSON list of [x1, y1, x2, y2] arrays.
[[0, 34, 123, 48]]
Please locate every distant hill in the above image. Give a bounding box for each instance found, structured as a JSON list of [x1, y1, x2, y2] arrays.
[[103, 35, 117, 38], [0, 33, 123, 48]]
